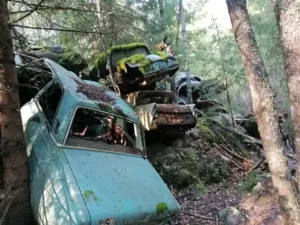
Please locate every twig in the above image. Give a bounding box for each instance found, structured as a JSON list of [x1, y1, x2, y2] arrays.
[[0, 200, 12, 225], [220, 143, 252, 163], [182, 211, 215, 220], [213, 145, 244, 170], [248, 158, 265, 174], [12, 0, 46, 23], [176, 192, 195, 201]]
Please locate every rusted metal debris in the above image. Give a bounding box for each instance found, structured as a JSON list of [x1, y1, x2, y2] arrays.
[[156, 104, 192, 114]]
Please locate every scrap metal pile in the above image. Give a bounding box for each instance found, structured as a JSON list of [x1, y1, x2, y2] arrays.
[[89, 40, 198, 135]]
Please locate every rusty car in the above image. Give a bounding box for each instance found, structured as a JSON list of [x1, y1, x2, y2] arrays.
[[16, 53, 180, 225], [123, 90, 196, 135], [89, 43, 179, 95]]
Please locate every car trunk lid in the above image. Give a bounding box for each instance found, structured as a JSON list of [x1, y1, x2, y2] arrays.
[[63, 148, 180, 225]]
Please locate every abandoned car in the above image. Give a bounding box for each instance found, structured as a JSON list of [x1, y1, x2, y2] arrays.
[[175, 72, 226, 103], [90, 43, 179, 95], [123, 90, 196, 135], [19, 46, 88, 76], [16, 54, 180, 225]]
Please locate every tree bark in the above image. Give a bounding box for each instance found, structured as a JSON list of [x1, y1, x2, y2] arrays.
[[226, 0, 300, 224], [158, 0, 165, 30], [275, 0, 300, 187], [0, 0, 31, 224]]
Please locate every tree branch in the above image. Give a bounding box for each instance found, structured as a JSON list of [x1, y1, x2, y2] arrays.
[[9, 0, 104, 14], [12, 0, 46, 23], [10, 24, 107, 34]]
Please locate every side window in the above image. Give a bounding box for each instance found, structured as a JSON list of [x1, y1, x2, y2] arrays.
[[38, 81, 63, 127]]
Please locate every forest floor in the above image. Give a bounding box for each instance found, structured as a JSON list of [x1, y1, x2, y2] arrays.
[[172, 166, 283, 225]]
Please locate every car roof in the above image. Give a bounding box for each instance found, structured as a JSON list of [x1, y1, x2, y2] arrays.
[[45, 59, 141, 124]]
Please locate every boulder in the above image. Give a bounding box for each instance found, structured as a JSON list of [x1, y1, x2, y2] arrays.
[[219, 207, 245, 225]]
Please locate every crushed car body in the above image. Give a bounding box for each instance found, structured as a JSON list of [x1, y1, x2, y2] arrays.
[[124, 90, 196, 135], [16, 54, 180, 225]]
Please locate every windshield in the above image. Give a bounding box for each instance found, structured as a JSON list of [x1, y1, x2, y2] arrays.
[[65, 107, 145, 155]]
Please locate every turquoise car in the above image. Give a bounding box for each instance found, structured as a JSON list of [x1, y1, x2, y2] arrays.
[[18, 56, 180, 225]]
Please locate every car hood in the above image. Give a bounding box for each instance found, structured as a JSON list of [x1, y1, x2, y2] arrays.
[[63, 148, 180, 225]]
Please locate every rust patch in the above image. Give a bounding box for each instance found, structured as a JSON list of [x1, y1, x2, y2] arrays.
[[157, 113, 196, 125], [156, 104, 191, 114]]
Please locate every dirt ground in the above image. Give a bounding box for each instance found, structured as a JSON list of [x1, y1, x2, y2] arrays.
[[173, 174, 282, 225]]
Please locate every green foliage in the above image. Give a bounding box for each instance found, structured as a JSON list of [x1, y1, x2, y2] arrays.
[[59, 50, 86, 65], [156, 202, 168, 215], [194, 180, 206, 194], [239, 171, 260, 192], [196, 118, 216, 142]]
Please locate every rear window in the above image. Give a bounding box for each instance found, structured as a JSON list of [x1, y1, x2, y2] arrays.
[[65, 107, 145, 155]]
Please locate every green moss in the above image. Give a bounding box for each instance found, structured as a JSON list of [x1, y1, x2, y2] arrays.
[[116, 54, 151, 74], [95, 52, 107, 68], [196, 118, 216, 142], [150, 50, 168, 60], [239, 171, 260, 192], [156, 202, 168, 215], [59, 51, 86, 65], [94, 43, 149, 68], [107, 42, 148, 54], [83, 190, 99, 202], [194, 181, 206, 194]]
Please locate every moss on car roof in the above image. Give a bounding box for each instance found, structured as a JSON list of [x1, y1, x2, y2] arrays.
[[94, 43, 149, 68]]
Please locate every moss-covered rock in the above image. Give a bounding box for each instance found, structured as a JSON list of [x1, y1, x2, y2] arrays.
[[150, 146, 206, 189], [203, 160, 230, 183]]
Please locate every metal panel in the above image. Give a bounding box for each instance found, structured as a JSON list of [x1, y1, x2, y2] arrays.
[[157, 113, 196, 125], [63, 148, 180, 225], [156, 104, 192, 114], [21, 102, 91, 225]]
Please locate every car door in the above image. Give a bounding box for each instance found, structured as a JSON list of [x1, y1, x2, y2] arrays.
[[29, 80, 90, 224]]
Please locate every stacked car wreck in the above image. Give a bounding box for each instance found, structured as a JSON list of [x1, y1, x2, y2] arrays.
[[15, 53, 180, 225], [91, 43, 197, 135]]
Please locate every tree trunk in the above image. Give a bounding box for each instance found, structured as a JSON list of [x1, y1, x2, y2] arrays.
[[226, 0, 300, 224], [158, 0, 165, 31], [0, 0, 31, 224], [213, 18, 235, 128], [176, 0, 182, 46], [275, 0, 300, 187], [180, 2, 192, 104]]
